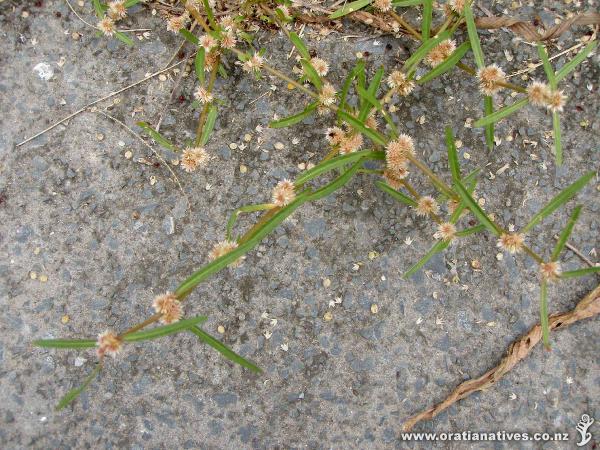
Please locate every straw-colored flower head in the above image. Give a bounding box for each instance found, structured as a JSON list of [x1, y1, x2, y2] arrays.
[[243, 53, 265, 73], [365, 116, 379, 131], [219, 15, 236, 31], [546, 90, 566, 113], [527, 81, 551, 106], [383, 166, 409, 189], [98, 17, 116, 36], [108, 1, 127, 20], [181, 147, 209, 173], [199, 34, 218, 51], [448, 0, 466, 13], [325, 126, 345, 145], [152, 292, 182, 324], [386, 134, 415, 169], [497, 232, 525, 254], [374, 0, 392, 12], [194, 86, 213, 104], [166, 13, 188, 33], [311, 57, 329, 77], [426, 39, 456, 67], [540, 261, 561, 282], [339, 132, 364, 155], [477, 64, 506, 96], [209, 240, 243, 267], [434, 222, 457, 241], [319, 82, 337, 106], [96, 330, 122, 358], [416, 196, 440, 217], [386, 71, 415, 96], [272, 179, 296, 206], [205, 51, 220, 72], [220, 30, 237, 49]]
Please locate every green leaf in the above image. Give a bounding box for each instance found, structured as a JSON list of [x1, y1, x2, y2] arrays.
[[551, 205, 582, 261], [269, 101, 318, 128], [202, 0, 217, 29], [55, 365, 102, 411], [189, 327, 262, 373], [483, 96, 495, 150], [392, 0, 422, 5], [553, 111, 562, 166], [33, 338, 96, 349], [417, 41, 470, 84], [555, 40, 598, 83], [473, 97, 528, 127], [295, 150, 384, 186], [358, 66, 385, 120], [455, 224, 486, 237], [123, 316, 208, 342], [537, 43, 556, 89], [338, 59, 364, 118], [180, 29, 199, 46], [445, 126, 460, 182], [404, 241, 449, 278], [422, 0, 433, 40], [403, 30, 451, 73], [194, 47, 206, 84], [137, 121, 177, 152], [306, 159, 364, 201], [114, 31, 134, 47], [522, 171, 594, 233], [559, 266, 600, 279], [92, 0, 105, 18], [123, 0, 141, 7], [300, 59, 323, 90], [337, 110, 386, 146], [464, 3, 485, 69], [226, 203, 274, 240], [289, 32, 310, 60], [200, 105, 218, 146], [357, 85, 383, 112], [329, 0, 373, 19], [540, 280, 550, 349], [455, 180, 501, 235], [376, 181, 418, 207]]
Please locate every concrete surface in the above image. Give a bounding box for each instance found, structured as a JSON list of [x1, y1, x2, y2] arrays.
[[0, 1, 599, 448]]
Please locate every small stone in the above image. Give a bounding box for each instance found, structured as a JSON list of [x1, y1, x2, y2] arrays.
[[74, 356, 86, 367], [229, 143, 238, 149], [471, 259, 482, 270], [158, 74, 167, 81], [239, 165, 247, 173], [496, 253, 504, 260], [124, 150, 133, 159], [30, 271, 37, 280], [463, 152, 471, 160], [370, 304, 379, 314], [39, 274, 48, 283], [96, 133, 104, 141], [323, 311, 333, 322], [274, 142, 284, 150], [61, 315, 70, 324], [322, 278, 331, 288], [244, 134, 252, 142], [21, 10, 30, 18], [217, 325, 225, 334]]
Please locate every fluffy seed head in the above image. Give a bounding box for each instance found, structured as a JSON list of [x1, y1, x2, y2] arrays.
[[416, 196, 440, 217], [386, 134, 415, 169], [243, 53, 264, 73], [220, 30, 237, 49], [426, 39, 456, 67], [386, 71, 415, 96], [434, 222, 457, 241], [338, 132, 364, 155], [204, 51, 220, 72], [272, 179, 296, 206], [96, 330, 122, 358], [152, 292, 182, 324], [374, 0, 392, 12], [310, 57, 329, 77], [448, 0, 466, 12], [209, 240, 243, 267], [166, 13, 188, 33], [540, 261, 561, 282], [199, 34, 218, 51], [477, 64, 506, 96], [108, 1, 127, 20], [181, 147, 209, 173], [319, 83, 337, 106], [546, 90, 566, 112], [325, 126, 345, 145], [98, 17, 116, 36], [219, 15, 236, 31], [194, 86, 213, 104], [527, 81, 551, 106], [383, 166, 409, 189], [497, 233, 525, 254]]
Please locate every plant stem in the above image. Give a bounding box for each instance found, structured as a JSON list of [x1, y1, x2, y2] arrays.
[[195, 55, 221, 145]]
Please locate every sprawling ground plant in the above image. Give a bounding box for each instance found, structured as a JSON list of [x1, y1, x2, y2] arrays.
[[32, 0, 599, 424]]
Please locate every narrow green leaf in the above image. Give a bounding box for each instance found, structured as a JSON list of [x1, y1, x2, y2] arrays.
[[34, 338, 96, 349], [189, 327, 262, 373], [473, 97, 528, 127], [483, 96, 495, 150], [522, 171, 594, 233], [404, 241, 449, 278], [338, 59, 364, 118], [404, 30, 451, 73], [289, 32, 310, 60], [357, 86, 383, 112], [540, 280, 550, 349], [455, 224, 486, 237], [358, 66, 385, 120], [137, 121, 177, 152], [329, 0, 373, 19], [464, 3, 485, 68], [92, 0, 105, 18], [269, 101, 318, 128], [445, 126, 460, 182], [338, 110, 386, 146], [226, 203, 274, 240], [392, 0, 422, 5], [306, 160, 363, 201], [417, 41, 470, 84], [455, 181, 501, 235], [555, 40, 598, 82], [300, 59, 323, 90], [202, 0, 217, 29], [180, 29, 199, 46], [123, 0, 141, 7], [114, 31, 134, 47], [376, 181, 418, 207], [55, 365, 102, 411], [123, 316, 208, 342], [200, 105, 218, 146], [295, 150, 384, 186], [537, 43, 556, 89], [559, 266, 600, 279], [551, 205, 582, 261], [194, 47, 205, 84], [422, 0, 433, 40], [553, 111, 562, 166]]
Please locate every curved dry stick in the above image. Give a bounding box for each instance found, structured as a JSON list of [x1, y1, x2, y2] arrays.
[[402, 283, 600, 432]]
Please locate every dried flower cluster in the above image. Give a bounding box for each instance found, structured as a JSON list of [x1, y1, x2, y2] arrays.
[[387, 71, 415, 96], [426, 39, 456, 67], [527, 81, 566, 112], [209, 240, 243, 267], [96, 330, 122, 358], [497, 232, 525, 254], [476, 65, 507, 96], [374, 0, 393, 12], [416, 196, 440, 217], [180, 147, 209, 173], [272, 180, 296, 207], [325, 125, 364, 154], [153, 292, 183, 324]]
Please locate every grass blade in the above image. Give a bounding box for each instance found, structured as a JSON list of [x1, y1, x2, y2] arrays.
[[551, 205, 582, 261], [417, 41, 470, 84], [329, 0, 373, 19], [455, 224, 486, 237], [404, 30, 451, 73], [189, 326, 262, 373], [194, 47, 205, 84], [376, 181, 418, 207], [445, 126, 460, 182], [422, 0, 433, 40], [455, 181, 501, 235], [123, 316, 207, 342], [540, 280, 550, 349], [339, 59, 365, 117], [114, 31, 134, 47], [537, 43, 556, 89], [483, 96, 494, 150], [289, 32, 310, 60], [392, 0, 422, 5], [34, 338, 96, 349], [180, 29, 199, 46], [200, 105, 218, 146], [357, 85, 383, 112], [226, 203, 274, 240], [92, 0, 105, 18], [306, 160, 363, 201], [137, 122, 177, 152], [300, 59, 323, 90], [473, 97, 528, 127], [552, 111, 562, 166], [338, 110, 386, 146], [55, 365, 102, 411], [269, 101, 318, 128], [464, 3, 484, 68], [295, 150, 384, 186], [560, 267, 600, 279], [555, 40, 597, 82], [522, 171, 594, 233], [202, 0, 217, 29], [358, 66, 385, 120], [404, 241, 449, 278], [123, 0, 141, 7]]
